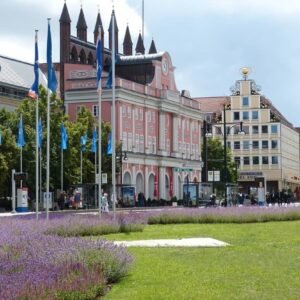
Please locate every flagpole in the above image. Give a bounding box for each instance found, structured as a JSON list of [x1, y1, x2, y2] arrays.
[[46, 18, 51, 220], [61, 148, 63, 191], [96, 25, 103, 218], [80, 149, 83, 184], [94, 127, 97, 209], [112, 11, 116, 219], [35, 95, 39, 220], [35, 30, 39, 220], [20, 114, 23, 189]]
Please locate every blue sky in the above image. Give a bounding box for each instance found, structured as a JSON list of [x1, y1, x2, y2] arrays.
[[1, 0, 300, 126]]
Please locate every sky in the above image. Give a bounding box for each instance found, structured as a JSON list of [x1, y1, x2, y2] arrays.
[[1, 0, 300, 126]]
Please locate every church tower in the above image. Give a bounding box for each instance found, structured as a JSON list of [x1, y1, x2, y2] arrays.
[[108, 10, 119, 54], [123, 25, 133, 56], [76, 7, 87, 42]]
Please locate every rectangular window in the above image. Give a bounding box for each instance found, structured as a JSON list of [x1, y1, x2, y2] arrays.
[[253, 156, 259, 165], [243, 111, 249, 120], [252, 111, 259, 120], [227, 141, 231, 149], [271, 140, 278, 149], [271, 125, 278, 134], [252, 141, 259, 149], [262, 156, 269, 165], [243, 140, 250, 150], [243, 125, 249, 134], [234, 156, 241, 165], [233, 112, 240, 121], [92, 105, 99, 117], [262, 140, 268, 149], [252, 126, 259, 134], [262, 125, 268, 134], [272, 156, 278, 165], [243, 157, 250, 165], [234, 141, 240, 150], [215, 126, 222, 135], [242, 97, 249, 106]]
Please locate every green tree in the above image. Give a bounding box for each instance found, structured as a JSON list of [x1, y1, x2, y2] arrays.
[[202, 138, 237, 191]]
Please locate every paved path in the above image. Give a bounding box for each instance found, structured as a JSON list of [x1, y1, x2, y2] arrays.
[[114, 237, 229, 247]]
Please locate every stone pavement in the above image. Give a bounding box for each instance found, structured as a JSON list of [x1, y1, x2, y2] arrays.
[[114, 237, 229, 247]]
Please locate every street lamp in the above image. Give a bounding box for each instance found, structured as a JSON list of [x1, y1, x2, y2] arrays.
[[116, 151, 128, 200], [223, 105, 245, 206]]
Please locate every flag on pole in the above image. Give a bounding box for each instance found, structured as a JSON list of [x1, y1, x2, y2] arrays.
[[80, 133, 87, 152], [91, 128, 97, 153], [28, 31, 39, 99], [60, 123, 68, 150], [96, 27, 103, 93], [107, 133, 112, 155], [38, 118, 42, 148], [17, 115, 25, 148], [47, 21, 57, 93], [106, 54, 119, 88]]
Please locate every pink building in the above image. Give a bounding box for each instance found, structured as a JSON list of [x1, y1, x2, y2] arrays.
[[58, 3, 204, 201]]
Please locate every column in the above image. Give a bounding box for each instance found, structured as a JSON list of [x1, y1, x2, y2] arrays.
[[172, 114, 178, 153], [159, 167, 165, 199]]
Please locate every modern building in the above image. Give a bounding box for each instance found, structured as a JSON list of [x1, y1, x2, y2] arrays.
[[55, 3, 204, 201], [196, 68, 300, 194]]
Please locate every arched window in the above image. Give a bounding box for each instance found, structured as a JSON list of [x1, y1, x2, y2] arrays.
[[87, 52, 94, 65], [70, 46, 78, 63], [79, 49, 86, 64]]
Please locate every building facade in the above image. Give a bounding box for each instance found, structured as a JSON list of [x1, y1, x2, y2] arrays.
[[57, 3, 204, 201], [197, 69, 300, 195]]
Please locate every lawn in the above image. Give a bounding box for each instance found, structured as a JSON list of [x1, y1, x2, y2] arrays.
[[104, 221, 300, 299]]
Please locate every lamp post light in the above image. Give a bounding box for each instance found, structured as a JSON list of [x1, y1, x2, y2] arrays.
[[116, 151, 128, 200], [223, 105, 245, 206]]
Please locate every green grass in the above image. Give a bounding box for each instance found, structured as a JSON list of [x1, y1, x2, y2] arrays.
[[104, 221, 300, 299]]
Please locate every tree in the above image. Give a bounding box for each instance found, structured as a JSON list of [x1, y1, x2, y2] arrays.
[[202, 138, 237, 192]]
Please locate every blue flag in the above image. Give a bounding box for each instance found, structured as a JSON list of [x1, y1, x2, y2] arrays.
[[91, 129, 97, 153], [106, 54, 119, 89], [96, 28, 102, 93], [47, 21, 57, 93], [17, 115, 25, 148], [80, 133, 87, 152], [107, 133, 112, 155], [28, 31, 39, 99], [38, 118, 42, 148], [60, 123, 68, 150]]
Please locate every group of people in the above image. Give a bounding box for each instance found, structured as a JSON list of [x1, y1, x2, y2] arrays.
[[57, 190, 110, 212]]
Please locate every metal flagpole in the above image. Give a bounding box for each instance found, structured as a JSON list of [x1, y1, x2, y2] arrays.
[[142, 0, 144, 42], [96, 25, 103, 217], [35, 94, 39, 220], [61, 148, 63, 191], [20, 114, 23, 189], [34, 30, 39, 220], [80, 149, 83, 184], [112, 10, 116, 219]]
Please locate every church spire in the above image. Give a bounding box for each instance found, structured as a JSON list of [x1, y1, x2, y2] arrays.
[[135, 32, 145, 54], [148, 38, 157, 54], [94, 9, 104, 45], [123, 24, 133, 56], [59, 2, 71, 23], [108, 10, 119, 53], [76, 7, 87, 42]]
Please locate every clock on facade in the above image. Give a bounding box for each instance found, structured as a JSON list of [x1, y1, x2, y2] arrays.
[[162, 58, 169, 75]]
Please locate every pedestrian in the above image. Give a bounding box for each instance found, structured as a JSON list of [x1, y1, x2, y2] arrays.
[[101, 193, 109, 213], [74, 190, 81, 209], [58, 191, 65, 210]]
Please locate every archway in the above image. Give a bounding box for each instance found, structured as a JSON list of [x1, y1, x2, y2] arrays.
[[79, 49, 86, 64], [70, 46, 78, 63], [136, 173, 144, 194], [148, 174, 155, 200], [123, 171, 131, 185], [87, 52, 94, 65]]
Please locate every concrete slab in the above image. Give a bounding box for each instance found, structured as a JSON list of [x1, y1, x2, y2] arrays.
[[114, 237, 229, 247]]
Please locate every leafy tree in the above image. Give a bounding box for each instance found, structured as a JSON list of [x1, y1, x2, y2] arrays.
[[0, 85, 113, 201], [202, 138, 237, 192]]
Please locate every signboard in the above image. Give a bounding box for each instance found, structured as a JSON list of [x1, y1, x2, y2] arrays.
[[208, 170, 220, 182], [96, 173, 108, 184], [43, 192, 53, 209], [121, 186, 135, 207], [17, 188, 28, 212], [14, 172, 27, 181]]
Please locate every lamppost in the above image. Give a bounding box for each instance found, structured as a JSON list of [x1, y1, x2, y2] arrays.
[[116, 151, 128, 200], [205, 105, 244, 206], [223, 105, 245, 206]]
